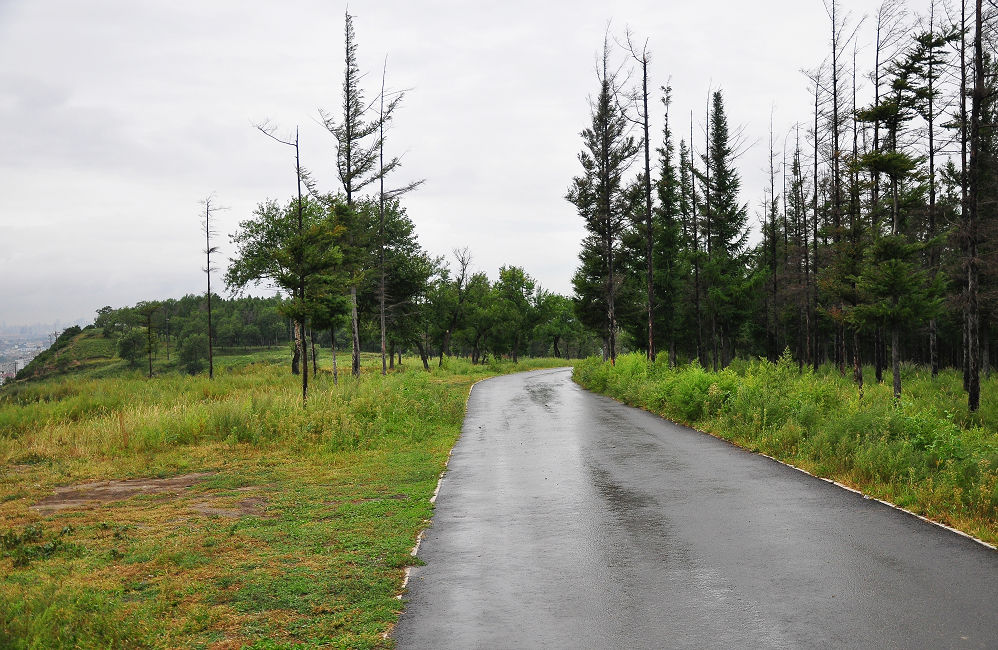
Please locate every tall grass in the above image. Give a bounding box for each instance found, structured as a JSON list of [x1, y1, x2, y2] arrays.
[[1, 357, 567, 465], [0, 355, 569, 647], [574, 352, 998, 545]]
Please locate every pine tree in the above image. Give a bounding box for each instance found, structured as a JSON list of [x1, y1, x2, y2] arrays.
[[698, 90, 750, 367], [567, 41, 640, 364], [653, 87, 684, 366], [321, 11, 408, 377]]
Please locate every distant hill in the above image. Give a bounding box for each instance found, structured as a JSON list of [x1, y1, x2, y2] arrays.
[[5, 323, 295, 388], [12, 326, 118, 382]]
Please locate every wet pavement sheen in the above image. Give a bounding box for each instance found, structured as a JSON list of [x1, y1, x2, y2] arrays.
[[392, 368, 998, 649]]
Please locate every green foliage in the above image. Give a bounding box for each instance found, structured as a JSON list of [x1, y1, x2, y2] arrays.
[[854, 234, 943, 330], [489, 266, 539, 361], [179, 334, 209, 375], [116, 329, 146, 367], [0, 524, 74, 568], [226, 196, 343, 327], [566, 45, 641, 360], [575, 354, 998, 543]]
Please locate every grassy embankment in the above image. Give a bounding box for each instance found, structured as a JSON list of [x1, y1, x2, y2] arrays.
[[0, 351, 570, 648], [14, 327, 294, 381], [574, 352, 998, 546]]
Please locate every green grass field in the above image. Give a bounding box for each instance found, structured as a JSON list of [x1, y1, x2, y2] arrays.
[[0, 351, 570, 648], [574, 352, 998, 546], [13, 327, 307, 382]]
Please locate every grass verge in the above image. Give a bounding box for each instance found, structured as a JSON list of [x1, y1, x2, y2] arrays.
[[0, 354, 570, 648], [573, 352, 998, 547]]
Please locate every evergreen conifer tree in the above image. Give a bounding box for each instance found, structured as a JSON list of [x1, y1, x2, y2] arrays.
[[567, 42, 640, 364]]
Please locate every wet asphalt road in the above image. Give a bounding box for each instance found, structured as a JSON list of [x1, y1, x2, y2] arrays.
[[392, 368, 998, 649]]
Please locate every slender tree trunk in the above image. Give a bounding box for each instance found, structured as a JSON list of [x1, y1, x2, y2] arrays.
[[415, 340, 430, 371], [966, 0, 983, 412], [299, 318, 308, 406], [830, 0, 846, 379], [691, 114, 704, 366], [891, 326, 901, 400], [875, 327, 883, 383], [853, 329, 863, 398], [330, 328, 338, 386], [812, 75, 821, 373], [961, 0, 971, 395], [351, 287, 361, 377], [928, 3, 939, 379], [207, 275, 213, 381], [292, 321, 301, 376], [310, 329, 317, 378], [769, 115, 778, 363], [553, 335, 561, 359], [379, 69, 388, 377], [704, 97, 716, 370], [608, 232, 617, 366], [641, 55, 655, 362], [389, 341, 395, 371]]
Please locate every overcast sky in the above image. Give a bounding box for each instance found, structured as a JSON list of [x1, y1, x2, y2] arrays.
[[0, 0, 936, 327]]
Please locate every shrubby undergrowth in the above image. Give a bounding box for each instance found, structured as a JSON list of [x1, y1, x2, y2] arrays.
[[574, 352, 998, 544]]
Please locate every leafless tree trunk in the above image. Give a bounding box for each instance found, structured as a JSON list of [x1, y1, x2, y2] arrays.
[[255, 123, 308, 406], [351, 287, 361, 377], [310, 328, 317, 377], [768, 112, 779, 362], [812, 73, 821, 372], [331, 327, 338, 386], [440, 248, 472, 367], [415, 340, 430, 371], [293, 321, 302, 377], [201, 195, 223, 380], [928, 0, 940, 378], [625, 33, 655, 362], [966, 0, 984, 411], [691, 114, 704, 366]]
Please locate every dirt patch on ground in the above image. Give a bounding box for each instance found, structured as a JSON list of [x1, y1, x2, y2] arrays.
[[30, 472, 215, 514], [190, 497, 268, 518]]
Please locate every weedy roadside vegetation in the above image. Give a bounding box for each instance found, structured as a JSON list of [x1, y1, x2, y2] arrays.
[[0, 354, 569, 648], [574, 352, 998, 546]]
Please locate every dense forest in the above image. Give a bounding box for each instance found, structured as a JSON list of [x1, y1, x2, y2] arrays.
[[569, 0, 998, 411]]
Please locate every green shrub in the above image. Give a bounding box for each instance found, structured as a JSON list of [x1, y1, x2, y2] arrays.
[[574, 354, 998, 543]]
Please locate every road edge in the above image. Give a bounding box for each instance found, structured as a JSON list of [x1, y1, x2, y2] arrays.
[[574, 377, 997, 552], [380, 374, 487, 642]]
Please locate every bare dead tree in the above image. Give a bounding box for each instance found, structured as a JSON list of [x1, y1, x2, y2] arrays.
[[438, 247, 472, 367], [318, 12, 424, 378], [623, 29, 656, 362], [377, 57, 424, 376], [200, 194, 225, 380], [967, 0, 987, 411], [253, 120, 309, 406]]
